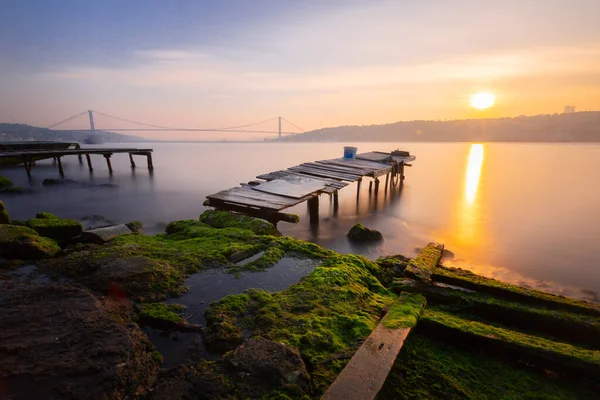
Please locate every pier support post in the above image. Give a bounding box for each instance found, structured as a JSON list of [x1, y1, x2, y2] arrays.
[[129, 153, 136, 168], [356, 178, 362, 197], [369, 180, 373, 194], [23, 157, 32, 178], [78, 154, 83, 164], [308, 196, 319, 224], [333, 190, 339, 208], [85, 154, 93, 172], [103, 154, 113, 174], [57, 156, 65, 177], [146, 153, 154, 169], [384, 173, 389, 190], [374, 178, 380, 195]]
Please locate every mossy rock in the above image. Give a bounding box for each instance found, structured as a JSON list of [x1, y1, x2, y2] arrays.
[[25, 212, 83, 240], [138, 303, 186, 329], [404, 242, 444, 283], [347, 223, 383, 243], [0, 201, 11, 224], [125, 221, 143, 233], [199, 210, 280, 236], [0, 176, 13, 188], [0, 225, 60, 260]]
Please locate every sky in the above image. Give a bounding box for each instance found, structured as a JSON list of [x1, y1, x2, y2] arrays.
[[1, 0, 599, 140]]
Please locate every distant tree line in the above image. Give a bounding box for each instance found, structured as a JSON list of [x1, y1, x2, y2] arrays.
[[283, 111, 600, 142], [0, 123, 144, 142]]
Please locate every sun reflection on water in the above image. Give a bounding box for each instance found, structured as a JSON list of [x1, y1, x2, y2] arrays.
[[465, 144, 484, 205]]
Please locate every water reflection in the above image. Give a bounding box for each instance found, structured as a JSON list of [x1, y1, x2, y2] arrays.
[[465, 144, 484, 205], [457, 144, 485, 244]]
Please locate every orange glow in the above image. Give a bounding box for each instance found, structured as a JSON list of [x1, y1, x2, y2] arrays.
[[456, 144, 485, 245], [465, 144, 485, 204]]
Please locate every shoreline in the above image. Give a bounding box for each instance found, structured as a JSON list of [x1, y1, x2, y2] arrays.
[[1, 205, 600, 399]]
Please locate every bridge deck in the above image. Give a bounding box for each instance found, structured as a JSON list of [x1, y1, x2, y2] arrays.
[[205, 150, 415, 223]]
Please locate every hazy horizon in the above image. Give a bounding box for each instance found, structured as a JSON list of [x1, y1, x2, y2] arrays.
[[1, 0, 599, 140]]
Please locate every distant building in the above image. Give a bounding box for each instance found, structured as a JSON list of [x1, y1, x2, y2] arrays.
[[564, 105, 576, 113]]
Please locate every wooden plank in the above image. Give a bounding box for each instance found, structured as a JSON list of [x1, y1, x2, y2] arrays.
[[207, 192, 285, 211], [288, 166, 359, 182], [253, 179, 325, 199], [204, 199, 300, 223], [315, 160, 381, 173], [301, 162, 375, 176], [295, 164, 365, 178], [320, 158, 393, 170], [225, 187, 303, 207]]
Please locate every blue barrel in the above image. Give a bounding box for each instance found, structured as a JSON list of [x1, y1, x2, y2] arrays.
[[344, 146, 358, 160]]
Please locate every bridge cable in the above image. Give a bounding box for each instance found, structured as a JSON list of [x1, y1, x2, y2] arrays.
[[47, 111, 89, 129], [281, 118, 305, 133]]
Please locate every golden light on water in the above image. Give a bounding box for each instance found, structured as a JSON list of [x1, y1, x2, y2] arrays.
[[465, 144, 485, 205], [470, 92, 495, 110]]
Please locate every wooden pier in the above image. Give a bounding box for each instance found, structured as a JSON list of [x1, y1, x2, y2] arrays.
[[0, 147, 154, 177], [205, 150, 415, 223]]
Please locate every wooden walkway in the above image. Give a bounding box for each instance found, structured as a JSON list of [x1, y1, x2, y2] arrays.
[[205, 150, 415, 223], [0, 147, 154, 177]]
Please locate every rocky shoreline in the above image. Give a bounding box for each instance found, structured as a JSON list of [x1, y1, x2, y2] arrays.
[[1, 202, 600, 399]]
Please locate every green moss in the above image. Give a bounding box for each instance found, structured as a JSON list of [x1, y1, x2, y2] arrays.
[[404, 242, 444, 282], [433, 266, 600, 316], [205, 253, 394, 394], [125, 221, 143, 233], [0, 176, 13, 188], [149, 351, 163, 365], [25, 212, 83, 240], [421, 308, 600, 372], [398, 281, 600, 348], [0, 224, 60, 259], [139, 303, 185, 326], [199, 210, 280, 236], [375, 254, 409, 286], [383, 293, 426, 329], [0, 201, 11, 224], [379, 333, 599, 400]]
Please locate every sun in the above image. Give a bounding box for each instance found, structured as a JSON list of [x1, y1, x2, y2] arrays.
[[470, 92, 496, 110]]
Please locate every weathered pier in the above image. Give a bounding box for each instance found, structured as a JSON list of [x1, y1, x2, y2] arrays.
[[0, 147, 154, 177], [205, 150, 415, 223]]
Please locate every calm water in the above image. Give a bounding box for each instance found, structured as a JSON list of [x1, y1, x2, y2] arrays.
[[2, 142, 600, 301]]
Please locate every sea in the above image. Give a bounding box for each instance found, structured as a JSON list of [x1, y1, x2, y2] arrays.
[[2, 141, 599, 302]]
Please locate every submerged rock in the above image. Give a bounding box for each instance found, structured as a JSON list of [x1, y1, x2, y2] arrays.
[[25, 212, 83, 240], [42, 178, 77, 186], [199, 210, 280, 236], [0, 225, 60, 260], [0, 282, 159, 399], [347, 223, 383, 242], [0, 200, 11, 224], [0, 175, 13, 188]]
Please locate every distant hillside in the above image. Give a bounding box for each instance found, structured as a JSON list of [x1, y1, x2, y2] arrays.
[[282, 111, 600, 142], [0, 123, 145, 143]]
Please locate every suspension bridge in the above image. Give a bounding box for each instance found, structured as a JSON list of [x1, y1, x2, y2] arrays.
[[48, 110, 305, 140]]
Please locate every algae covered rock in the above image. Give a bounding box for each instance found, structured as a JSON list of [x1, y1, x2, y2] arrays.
[[347, 223, 383, 242], [0, 176, 13, 188], [404, 242, 444, 283], [0, 201, 11, 224], [0, 224, 60, 259], [224, 339, 312, 396], [25, 211, 83, 240], [126, 220, 143, 233], [199, 210, 280, 236]]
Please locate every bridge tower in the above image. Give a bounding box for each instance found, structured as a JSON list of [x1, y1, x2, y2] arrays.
[[88, 110, 96, 134], [278, 116, 282, 140]]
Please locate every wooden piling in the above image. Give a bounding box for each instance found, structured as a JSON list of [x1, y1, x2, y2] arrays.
[[308, 196, 319, 224], [23, 157, 32, 178], [129, 153, 136, 168], [85, 154, 93, 171], [57, 156, 64, 177], [385, 172, 389, 189], [147, 153, 154, 169], [333, 190, 339, 208], [374, 178, 380, 195], [357, 178, 362, 197], [103, 154, 113, 174], [78, 154, 83, 164], [369, 181, 373, 194]]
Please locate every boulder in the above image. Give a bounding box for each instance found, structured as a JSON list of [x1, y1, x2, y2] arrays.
[[347, 223, 383, 242], [125, 220, 143, 233], [0, 282, 159, 399], [199, 210, 280, 236], [82, 224, 132, 243], [0, 175, 13, 188], [0, 200, 11, 224], [25, 212, 83, 240], [204, 320, 245, 353], [0, 225, 60, 260], [224, 339, 312, 396], [42, 178, 76, 186]]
